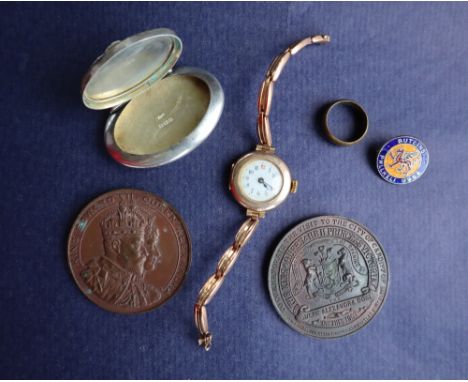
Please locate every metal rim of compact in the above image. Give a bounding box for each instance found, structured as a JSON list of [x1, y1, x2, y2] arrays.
[[268, 215, 389, 339], [376, 135, 429, 185]]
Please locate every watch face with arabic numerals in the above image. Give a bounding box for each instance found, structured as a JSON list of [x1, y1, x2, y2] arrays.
[[239, 158, 283, 202], [230, 151, 292, 212]]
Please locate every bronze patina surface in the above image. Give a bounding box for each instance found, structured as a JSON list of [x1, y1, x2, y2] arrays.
[[67, 189, 191, 314], [268, 216, 388, 338]]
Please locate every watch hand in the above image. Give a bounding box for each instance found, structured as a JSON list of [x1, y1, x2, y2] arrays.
[[258, 177, 273, 190]]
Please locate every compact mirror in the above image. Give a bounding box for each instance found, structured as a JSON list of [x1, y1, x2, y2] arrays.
[[82, 28, 224, 168]]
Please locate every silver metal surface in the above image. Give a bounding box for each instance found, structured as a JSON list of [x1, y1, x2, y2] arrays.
[[82, 28, 183, 110], [104, 67, 224, 168], [268, 215, 389, 339]]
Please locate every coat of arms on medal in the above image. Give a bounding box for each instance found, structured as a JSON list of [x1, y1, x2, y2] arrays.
[[301, 244, 361, 300]]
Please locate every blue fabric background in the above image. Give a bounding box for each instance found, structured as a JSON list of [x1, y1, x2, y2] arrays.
[[1, 2, 467, 379]]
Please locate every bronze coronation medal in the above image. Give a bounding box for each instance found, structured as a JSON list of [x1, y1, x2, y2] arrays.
[[268, 216, 389, 338], [67, 189, 191, 314]]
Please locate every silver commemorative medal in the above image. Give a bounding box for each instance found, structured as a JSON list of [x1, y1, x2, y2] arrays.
[[268, 216, 389, 338]]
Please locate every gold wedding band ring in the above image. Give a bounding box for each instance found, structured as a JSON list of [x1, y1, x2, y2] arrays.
[[324, 99, 368, 146]]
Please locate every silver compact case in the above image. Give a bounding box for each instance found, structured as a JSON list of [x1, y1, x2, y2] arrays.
[[82, 28, 224, 168]]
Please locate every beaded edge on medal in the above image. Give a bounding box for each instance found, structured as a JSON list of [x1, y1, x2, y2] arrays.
[[376, 135, 429, 185]]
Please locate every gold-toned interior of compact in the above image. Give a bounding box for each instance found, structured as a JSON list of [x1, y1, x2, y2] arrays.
[[114, 75, 210, 155]]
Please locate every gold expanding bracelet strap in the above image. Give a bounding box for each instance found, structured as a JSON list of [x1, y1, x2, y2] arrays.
[[257, 34, 330, 150], [194, 34, 330, 351], [194, 217, 260, 350]]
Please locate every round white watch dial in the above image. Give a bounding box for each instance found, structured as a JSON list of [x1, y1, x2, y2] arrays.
[[238, 159, 284, 202]]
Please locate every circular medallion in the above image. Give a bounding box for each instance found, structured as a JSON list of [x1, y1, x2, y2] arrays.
[[268, 216, 389, 338], [376, 135, 429, 184], [67, 189, 191, 314]]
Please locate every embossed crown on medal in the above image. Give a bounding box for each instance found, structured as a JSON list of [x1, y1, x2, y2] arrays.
[[101, 203, 147, 237], [194, 34, 331, 350]]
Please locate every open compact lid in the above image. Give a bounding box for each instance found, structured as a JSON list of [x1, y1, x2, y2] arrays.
[[82, 28, 183, 110]]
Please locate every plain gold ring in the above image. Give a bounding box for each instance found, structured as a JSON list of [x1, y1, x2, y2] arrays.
[[324, 99, 369, 146]]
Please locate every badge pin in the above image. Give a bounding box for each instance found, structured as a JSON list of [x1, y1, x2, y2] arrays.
[[376, 135, 429, 184]]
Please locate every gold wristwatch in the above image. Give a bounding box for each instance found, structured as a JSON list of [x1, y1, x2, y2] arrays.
[[194, 34, 331, 350]]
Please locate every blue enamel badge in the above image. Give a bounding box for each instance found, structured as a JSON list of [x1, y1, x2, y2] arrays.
[[376, 135, 429, 185]]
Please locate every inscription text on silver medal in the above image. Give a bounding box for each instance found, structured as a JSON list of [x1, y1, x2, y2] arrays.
[[268, 216, 389, 338]]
